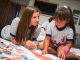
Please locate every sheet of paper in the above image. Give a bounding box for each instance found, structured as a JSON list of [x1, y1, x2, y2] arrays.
[[33, 49, 61, 60], [20, 46, 41, 60], [70, 48, 80, 56], [0, 38, 41, 60]]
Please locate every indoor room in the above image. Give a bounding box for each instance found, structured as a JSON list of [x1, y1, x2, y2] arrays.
[[0, 0, 80, 60]]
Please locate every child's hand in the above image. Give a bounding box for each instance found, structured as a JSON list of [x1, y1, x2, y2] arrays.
[[58, 49, 65, 59], [25, 40, 36, 49], [57, 46, 65, 59], [42, 49, 48, 54]]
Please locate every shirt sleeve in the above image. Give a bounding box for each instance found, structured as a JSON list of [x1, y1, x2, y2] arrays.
[[41, 22, 49, 30], [1, 25, 11, 40], [10, 17, 20, 37], [66, 28, 74, 39], [46, 24, 52, 37]]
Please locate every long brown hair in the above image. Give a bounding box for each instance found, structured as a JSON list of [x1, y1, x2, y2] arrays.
[[15, 6, 40, 44]]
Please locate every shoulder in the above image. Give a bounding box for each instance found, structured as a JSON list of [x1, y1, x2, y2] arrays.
[[11, 17, 20, 24], [66, 27, 73, 31], [48, 20, 55, 27], [42, 22, 49, 25], [66, 26, 73, 33], [42, 22, 49, 27], [10, 17, 20, 36]]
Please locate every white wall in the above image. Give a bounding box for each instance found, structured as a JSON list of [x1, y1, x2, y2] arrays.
[[59, 0, 80, 10], [21, 0, 80, 34], [39, 14, 51, 25], [35, 0, 80, 34]]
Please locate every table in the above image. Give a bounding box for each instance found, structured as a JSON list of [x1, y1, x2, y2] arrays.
[[0, 38, 80, 60], [0, 38, 60, 60]]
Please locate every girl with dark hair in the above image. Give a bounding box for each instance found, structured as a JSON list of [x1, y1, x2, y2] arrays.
[[39, 6, 80, 60], [10, 6, 40, 49]]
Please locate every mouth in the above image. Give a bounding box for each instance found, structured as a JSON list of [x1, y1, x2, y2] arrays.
[[57, 25, 62, 28], [33, 22, 38, 26]]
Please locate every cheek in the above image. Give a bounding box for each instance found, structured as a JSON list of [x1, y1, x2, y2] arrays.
[[62, 22, 66, 26], [55, 22, 59, 26], [60, 23, 66, 28], [31, 20, 34, 24], [31, 19, 38, 25]]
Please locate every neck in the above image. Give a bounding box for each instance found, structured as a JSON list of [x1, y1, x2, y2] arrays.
[[56, 24, 67, 31]]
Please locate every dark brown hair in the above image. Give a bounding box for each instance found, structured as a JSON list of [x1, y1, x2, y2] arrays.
[[15, 6, 40, 44], [54, 6, 75, 36], [49, 16, 54, 22]]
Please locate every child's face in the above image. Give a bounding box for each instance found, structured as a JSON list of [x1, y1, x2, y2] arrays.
[[55, 18, 68, 28], [30, 12, 40, 26]]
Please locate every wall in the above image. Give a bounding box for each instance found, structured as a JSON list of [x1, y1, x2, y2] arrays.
[[59, 0, 80, 10], [36, 0, 80, 34], [39, 14, 51, 25], [0, 0, 17, 35], [20, 0, 80, 34]]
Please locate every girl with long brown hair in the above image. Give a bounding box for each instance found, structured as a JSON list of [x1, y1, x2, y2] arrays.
[[10, 6, 40, 49]]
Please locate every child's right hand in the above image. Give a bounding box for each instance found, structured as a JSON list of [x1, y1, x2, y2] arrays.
[[42, 49, 48, 54]]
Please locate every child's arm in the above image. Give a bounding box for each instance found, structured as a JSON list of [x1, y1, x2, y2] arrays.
[[42, 36, 50, 54], [65, 40, 73, 48], [37, 28, 46, 41], [57, 40, 73, 59], [63, 28, 74, 53]]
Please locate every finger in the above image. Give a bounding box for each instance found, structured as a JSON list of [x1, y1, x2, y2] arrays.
[[42, 50, 47, 54], [27, 41, 35, 47], [61, 51, 65, 59], [32, 42, 37, 48], [58, 50, 61, 58], [57, 48, 61, 57], [28, 41, 36, 48], [28, 40, 35, 45], [61, 54, 65, 59], [41, 50, 45, 54], [25, 42, 34, 49], [42, 51, 44, 54]]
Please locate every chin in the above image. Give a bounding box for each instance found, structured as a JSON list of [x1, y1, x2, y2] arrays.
[[57, 26, 61, 28], [57, 26, 63, 28], [33, 24, 37, 26]]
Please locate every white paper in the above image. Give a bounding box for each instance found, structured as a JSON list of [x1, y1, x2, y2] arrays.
[[70, 48, 80, 56]]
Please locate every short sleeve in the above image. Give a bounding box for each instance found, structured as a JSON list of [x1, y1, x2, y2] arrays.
[[41, 22, 49, 30], [1, 25, 11, 40], [67, 28, 74, 39], [10, 17, 20, 37], [46, 24, 52, 37]]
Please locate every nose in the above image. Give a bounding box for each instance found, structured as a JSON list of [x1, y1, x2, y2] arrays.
[[36, 17, 39, 22], [57, 20, 62, 24]]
